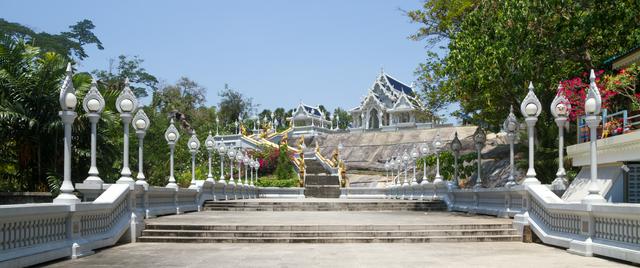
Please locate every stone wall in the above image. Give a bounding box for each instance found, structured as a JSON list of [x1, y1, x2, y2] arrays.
[[310, 126, 525, 188]]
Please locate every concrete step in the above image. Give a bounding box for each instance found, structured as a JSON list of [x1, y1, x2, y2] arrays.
[[141, 229, 519, 238], [202, 200, 448, 211], [138, 235, 522, 243], [144, 223, 514, 231]]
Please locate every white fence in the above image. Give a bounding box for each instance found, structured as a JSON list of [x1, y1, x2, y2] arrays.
[[385, 182, 640, 264], [2, 180, 639, 266]]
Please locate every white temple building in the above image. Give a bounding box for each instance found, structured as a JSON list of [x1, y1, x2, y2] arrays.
[[289, 102, 333, 137], [349, 70, 435, 132]]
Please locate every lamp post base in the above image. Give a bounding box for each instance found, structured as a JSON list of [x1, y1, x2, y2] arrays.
[[116, 176, 135, 185], [166, 182, 178, 189], [551, 177, 568, 190], [521, 174, 541, 185], [582, 193, 606, 204], [53, 193, 80, 204], [84, 175, 103, 185]]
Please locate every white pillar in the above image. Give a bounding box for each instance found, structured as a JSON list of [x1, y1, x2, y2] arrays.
[[582, 116, 606, 203], [551, 117, 568, 189], [54, 64, 80, 204], [55, 111, 79, 204], [83, 79, 104, 185]]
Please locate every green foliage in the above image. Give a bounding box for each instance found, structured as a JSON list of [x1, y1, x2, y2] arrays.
[[0, 18, 103, 60], [93, 55, 159, 98], [256, 176, 298, 188], [218, 85, 255, 133], [274, 144, 295, 180], [332, 107, 352, 129], [409, 0, 640, 183], [416, 151, 455, 180]]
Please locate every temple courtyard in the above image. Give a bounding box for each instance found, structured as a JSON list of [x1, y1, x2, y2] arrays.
[[32, 202, 634, 267], [42, 209, 630, 268]]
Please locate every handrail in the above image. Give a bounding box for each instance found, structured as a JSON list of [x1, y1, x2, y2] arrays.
[[577, 108, 639, 143]]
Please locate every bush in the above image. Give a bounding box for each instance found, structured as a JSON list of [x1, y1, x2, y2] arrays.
[[256, 177, 298, 188], [274, 144, 295, 180]]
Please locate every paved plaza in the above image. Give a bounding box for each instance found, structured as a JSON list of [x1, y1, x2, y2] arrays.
[[45, 242, 630, 268], [42, 211, 633, 267]]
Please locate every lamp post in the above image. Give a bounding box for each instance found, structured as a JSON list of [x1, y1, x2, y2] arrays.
[[205, 131, 215, 182], [164, 118, 180, 189], [361, 113, 365, 129], [395, 156, 402, 185], [54, 63, 80, 204], [384, 160, 390, 184], [82, 78, 105, 185], [244, 153, 250, 186], [520, 82, 542, 185], [116, 78, 139, 185], [188, 130, 201, 189], [450, 132, 462, 189], [227, 148, 236, 185], [583, 70, 606, 204], [550, 84, 571, 190], [410, 148, 419, 185], [217, 139, 227, 184], [432, 131, 443, 184], [235, 120, 239, 135], [236, 149, 244, 186], [250, 158, 256, 186], [504, 106, 519, 188], [420, 143, 430, 184], [473, 127, 486, 189], [215, 116, 219, 136], [401, 151, 410, 199], [133, 109, 150, 187], [271, 112, 276, 131]]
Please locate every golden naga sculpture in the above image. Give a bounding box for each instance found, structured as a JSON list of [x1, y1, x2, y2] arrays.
[[330, 149, 339, 167], [339, 160, 348, 188], [240, 124, 249, 136], [279, 133, 289, 145], [296, 135, 305, 149]]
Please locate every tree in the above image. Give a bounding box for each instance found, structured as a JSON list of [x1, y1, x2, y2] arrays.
[[218, 84, 255, 132], [332, 108, 352, 129], [93, 55, 158, 98], [0, 18, 103, 60], [318, 105, 331, 120], [409, 0, 640, 183]]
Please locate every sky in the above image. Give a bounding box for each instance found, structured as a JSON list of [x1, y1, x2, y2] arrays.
[[1, 0, 456, 123]]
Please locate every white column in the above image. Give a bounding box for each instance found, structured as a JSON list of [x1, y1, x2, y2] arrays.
[[54, 111, 80, 204], [551, 117, 568, 189], [582, 116, 606, 203]]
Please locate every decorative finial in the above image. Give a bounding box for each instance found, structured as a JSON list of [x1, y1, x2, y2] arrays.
[[83, 75, 105, 114], [124, 77, 130, 86], [590, 69, 596, 83], [65, 62, 72, 74], [521, 81, 542, 118]]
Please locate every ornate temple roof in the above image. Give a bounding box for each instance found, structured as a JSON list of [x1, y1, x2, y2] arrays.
[[384, 74, 414, 96], [350, 70, 423, 113]]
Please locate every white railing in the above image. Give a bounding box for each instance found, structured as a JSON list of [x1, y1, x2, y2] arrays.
[[0, 184, 133, 267], [518, 185, 640, 263], [2, 177, 639, 265], [383, 182, 639, 263], [0, 180, 271, 267]]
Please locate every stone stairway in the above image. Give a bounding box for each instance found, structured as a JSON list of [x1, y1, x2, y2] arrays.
[[304, 157, 340, 198], [139, 200, 521, 244], [202, 200, 448, 212], [138, 223, 520, 243]]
